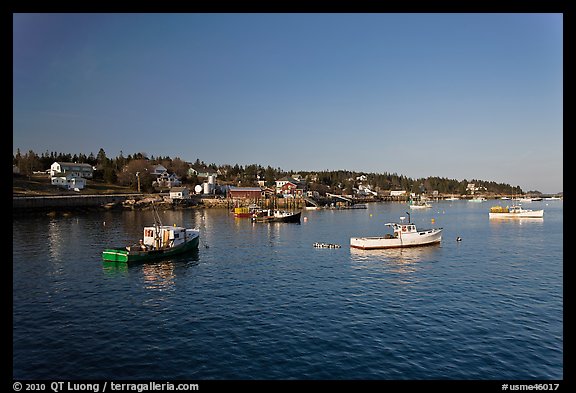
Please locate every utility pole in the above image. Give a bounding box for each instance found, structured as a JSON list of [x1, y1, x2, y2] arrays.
[[136, 172, 141, 193]]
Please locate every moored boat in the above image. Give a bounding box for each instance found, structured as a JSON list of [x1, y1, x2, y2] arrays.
[[102, 225, 200, 263], [232, 204, 260, 218], [339, 203, 367, 209], [544, 196, 561, 201], [252, 209, 301, 223], [409, 200, 432, 209], [350, 214, 442, 250], [409, 196, 432, 209], [102, 203, 200, 263], [518, 197, 534, 203], [488, 205, 544, 219]]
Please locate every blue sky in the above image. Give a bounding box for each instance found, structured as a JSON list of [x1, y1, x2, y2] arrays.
[[13, 13, 563, 193]]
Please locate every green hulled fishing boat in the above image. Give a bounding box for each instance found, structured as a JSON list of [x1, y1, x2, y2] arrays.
[[102, 204, 200, 263], [102, 226, 199, 262]]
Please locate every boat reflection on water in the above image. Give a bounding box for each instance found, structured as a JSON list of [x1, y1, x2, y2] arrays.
[[349, 244, 441, 276], [489, 216, 544, 228], [141, 262, 177, 291], [489, 217, 544, 226], [102, 260, 130, 274], [350, 243, 440, 263], [102, 250, 200, 291]]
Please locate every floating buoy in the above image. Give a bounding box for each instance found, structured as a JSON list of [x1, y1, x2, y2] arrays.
[[456, 237, 462, 242], [313, 242, 341, 249]]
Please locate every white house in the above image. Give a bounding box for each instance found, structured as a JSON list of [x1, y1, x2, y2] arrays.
[[169, 187, 190, 200], [153, 172, 182, 188], [51, 173, 86, 190], [390, 190, 407, 197], [306, 190, 320, 198], [275, 176, 305, 194], [466, 183, 486, 194], [50, 162, 94, 178], [188, 166, 218, 178], [275, 176, 306, 197], [151, 164, 168, 176], [356, 184, 378, 196]]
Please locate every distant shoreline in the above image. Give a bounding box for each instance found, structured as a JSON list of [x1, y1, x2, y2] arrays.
[[13, 192, 562, 216]]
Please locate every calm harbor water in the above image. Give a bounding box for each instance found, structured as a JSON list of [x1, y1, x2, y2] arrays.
[[13, 200, 563, 380]]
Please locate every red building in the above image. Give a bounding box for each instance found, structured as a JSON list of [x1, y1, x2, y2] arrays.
[[280, 181, 304, 197], [227, 186, 264, 201]]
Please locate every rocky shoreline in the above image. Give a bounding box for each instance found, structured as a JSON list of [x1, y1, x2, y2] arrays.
[[120, 195, 230, 210], [13, 193, 231, 216]]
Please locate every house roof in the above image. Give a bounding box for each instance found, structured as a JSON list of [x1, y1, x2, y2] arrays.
[[276, 176, 305, 185], [53, 162, 93, 169], [52, 173, 86, 179], [228, 186, 262, 192], [190, 166, 217, 173], [170, 187, 188, 192]]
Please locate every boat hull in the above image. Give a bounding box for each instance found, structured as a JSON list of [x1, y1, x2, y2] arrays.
[[350, 229, 442, 250], [253, 211, 301, 223], [489, 210, 544, 219], [233, 212, 254, 218], [102, 235, 200, 263]]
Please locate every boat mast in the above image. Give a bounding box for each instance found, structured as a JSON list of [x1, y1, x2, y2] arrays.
[[151, 201, 163, 248]]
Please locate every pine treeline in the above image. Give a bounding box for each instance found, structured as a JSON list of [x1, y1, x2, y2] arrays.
[[12, 148, 524, 195]]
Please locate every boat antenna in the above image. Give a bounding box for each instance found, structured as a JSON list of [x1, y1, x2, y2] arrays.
[[405, 211, 411, 223]]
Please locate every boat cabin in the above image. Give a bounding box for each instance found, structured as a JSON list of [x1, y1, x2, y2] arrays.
[[508, 205, 528, 213], [143, 225, 189, 249], [389, 223, 417, 235]]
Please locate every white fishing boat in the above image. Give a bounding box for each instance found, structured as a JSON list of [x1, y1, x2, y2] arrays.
[[408, 196, 432, 209], [409, 200, 432, 209], [469, 196, 487, 202], [350, 214, 442, 250], [488, 205, 544, 219]]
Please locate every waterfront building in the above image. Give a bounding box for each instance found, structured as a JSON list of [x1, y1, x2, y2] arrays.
[[169, 187, 191, 200], [50, 162, 94, 178], [50, 173, 86, 190]]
